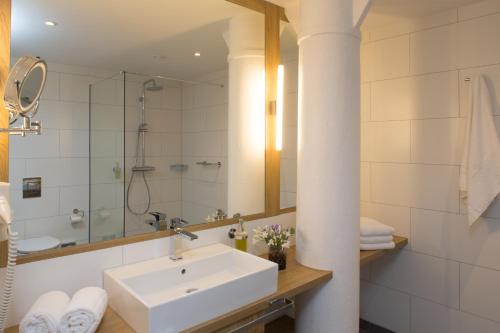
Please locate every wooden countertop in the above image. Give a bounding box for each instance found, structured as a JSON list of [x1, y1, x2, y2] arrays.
[[7, 236, 407, 333]]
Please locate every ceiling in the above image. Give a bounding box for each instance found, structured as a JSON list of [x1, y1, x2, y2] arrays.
[[12, 0, 486, 78], [11, 0, 254, 79], [362, 0, 485, 29]]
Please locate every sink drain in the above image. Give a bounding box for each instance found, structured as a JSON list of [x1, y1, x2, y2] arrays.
[[185, 288, 199, 294]]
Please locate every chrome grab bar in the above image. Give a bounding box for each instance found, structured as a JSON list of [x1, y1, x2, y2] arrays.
[[196, 161, 222, 167], [229, 298, 294, 333]]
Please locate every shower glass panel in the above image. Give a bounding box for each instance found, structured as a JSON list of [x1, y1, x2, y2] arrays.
[[89, 72, 126, 242]]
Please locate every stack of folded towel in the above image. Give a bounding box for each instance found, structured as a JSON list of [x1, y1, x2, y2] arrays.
[[20, 287, 107, 333], [360, 216, 395, 250]]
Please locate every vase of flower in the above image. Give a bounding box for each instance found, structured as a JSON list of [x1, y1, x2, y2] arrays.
[[253, 224, 295, 271], [268, 246, 287, 270]]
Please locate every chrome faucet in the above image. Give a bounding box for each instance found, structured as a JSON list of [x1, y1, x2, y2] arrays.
[[145, 212, 168, 231], [169, 218, 198, 261]]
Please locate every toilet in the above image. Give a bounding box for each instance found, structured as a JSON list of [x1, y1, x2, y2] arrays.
[[17, 236, 61, 254]]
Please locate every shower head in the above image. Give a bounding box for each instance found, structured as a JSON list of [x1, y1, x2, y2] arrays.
[[143, 79, 163, 91]]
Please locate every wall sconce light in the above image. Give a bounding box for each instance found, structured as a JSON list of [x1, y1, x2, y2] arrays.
[[276, 64, 284, 151]]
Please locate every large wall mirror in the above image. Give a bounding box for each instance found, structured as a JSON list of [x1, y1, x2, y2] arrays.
[[279, 21, 298, 211], [6, 0, 272, 257]]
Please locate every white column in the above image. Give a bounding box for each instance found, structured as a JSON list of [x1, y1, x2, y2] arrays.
[[294, 0, 369, 332], [225, 13, 266, 216]]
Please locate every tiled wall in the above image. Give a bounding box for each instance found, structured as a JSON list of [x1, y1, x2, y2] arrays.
[[123, 75, 183, 236], [2, 212, 295, 327], [181, 71, 228, 223], [360, 1, 500, 331], [280, 51, 298, 209], [9, 62, 118, 245]]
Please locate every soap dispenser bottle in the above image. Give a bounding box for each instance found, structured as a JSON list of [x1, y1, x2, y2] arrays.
[[234, 218, 248, 252]]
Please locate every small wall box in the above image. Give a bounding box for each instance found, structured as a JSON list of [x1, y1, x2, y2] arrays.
[[23, 177, 41, 198]]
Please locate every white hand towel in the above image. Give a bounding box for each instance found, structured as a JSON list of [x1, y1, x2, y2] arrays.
[[360, 235, 393, 244], [59, 287, 108, 333], [20, 290, 70, 333], [360, 242, 395, 251], [360, 217, 395, 237], [460, 75, 500, 225]]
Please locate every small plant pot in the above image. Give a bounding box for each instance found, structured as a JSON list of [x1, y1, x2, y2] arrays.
[[268, 247, 287, 270]]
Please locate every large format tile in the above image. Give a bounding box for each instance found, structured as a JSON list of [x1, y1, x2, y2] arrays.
[[365, 121, 410, 162], [458, 13, 500, 69], [461, 263, 500, 322], [411, 296, 500, 333], [371, 71, 459, 121], [360, 281, 411, 333], [411, 118, 463, 165], [360, 202, 411, 238], [371, 251, 460, 308], [366, 35, 410, 81], [412, 209, 500, 270], [410, 24, 459, 74]]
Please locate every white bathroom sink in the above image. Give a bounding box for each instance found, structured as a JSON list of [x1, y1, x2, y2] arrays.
[[103, 243, 278, 333]]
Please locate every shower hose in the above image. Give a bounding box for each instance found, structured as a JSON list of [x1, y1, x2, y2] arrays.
[[0, 226, 18, 333], [126, 130, 152, 216]]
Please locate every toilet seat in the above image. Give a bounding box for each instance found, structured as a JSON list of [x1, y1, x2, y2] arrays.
[[17, 236, 61, 254]]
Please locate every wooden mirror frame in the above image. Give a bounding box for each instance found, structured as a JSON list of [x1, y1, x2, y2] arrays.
[[0, 0, 287, 266]]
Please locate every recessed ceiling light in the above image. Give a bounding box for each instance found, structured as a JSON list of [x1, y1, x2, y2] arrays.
[[44, 21, 57, 27], [194, 52, 201, 57]]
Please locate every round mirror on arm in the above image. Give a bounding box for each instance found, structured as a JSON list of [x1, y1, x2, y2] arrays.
[[1, 55, 47, 135]]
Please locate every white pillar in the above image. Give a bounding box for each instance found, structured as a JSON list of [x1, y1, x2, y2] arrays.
[[294, 0, 369, 332], [225, 13, 266, 216]]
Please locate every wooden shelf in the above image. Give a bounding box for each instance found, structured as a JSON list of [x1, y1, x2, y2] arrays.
[[7, 237, 408, 333]]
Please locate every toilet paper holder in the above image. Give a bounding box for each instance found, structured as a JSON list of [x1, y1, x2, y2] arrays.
[[70, 208, 85, 224]]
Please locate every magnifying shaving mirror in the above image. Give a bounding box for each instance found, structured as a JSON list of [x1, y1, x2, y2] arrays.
[[1, 55, 47, 136]]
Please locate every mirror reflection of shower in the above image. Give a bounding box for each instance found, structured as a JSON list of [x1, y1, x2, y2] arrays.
[[126, 79, 163, 215]]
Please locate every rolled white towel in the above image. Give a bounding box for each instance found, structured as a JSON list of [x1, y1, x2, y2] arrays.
[[360, 242, 395, 251], [59, 287, 108, 333], [20, 290, 70, 333], [360, 217, 395, 237], [360, 235, 393, 244]]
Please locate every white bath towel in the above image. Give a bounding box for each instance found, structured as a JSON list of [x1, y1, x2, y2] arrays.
[[20, 291, 70, 333], [360, 235, 393, 244], [59, 287, 108, 333], [360, 242, 395, 251], [360, 217, 394, 237], [460, 75, 500, 226]]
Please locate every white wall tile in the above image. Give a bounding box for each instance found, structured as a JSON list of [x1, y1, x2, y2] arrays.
[[60, 130, 89, 157], [371, 71, 459, 121], [461, 263, 500, 322], [410, 24, 459, 74], [412, 208, 500, 270], [371, 251, 460, 308], [411, 296, 500, 333], [360, 281, 410, 333], [60, 185, 89, 216], [459, 0, 500, 21], [367, 35, 410, 80], [365, 121, 410, 162], [360, 162, 371, 202], [60, 74, 94, 103], [361, 83, 370, 121], [360, 202, 411, 238], [24, 215, 88, 243], [8, 159, 26, 190], [411, 118, 463, 165], [10, 129, 60, 159], [457, 13, 500, 68], [11, 187, 59, 220], [371, 163, 459, 212]]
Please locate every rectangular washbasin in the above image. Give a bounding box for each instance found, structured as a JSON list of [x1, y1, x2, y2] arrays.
[[103, 243, 278, 333]]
